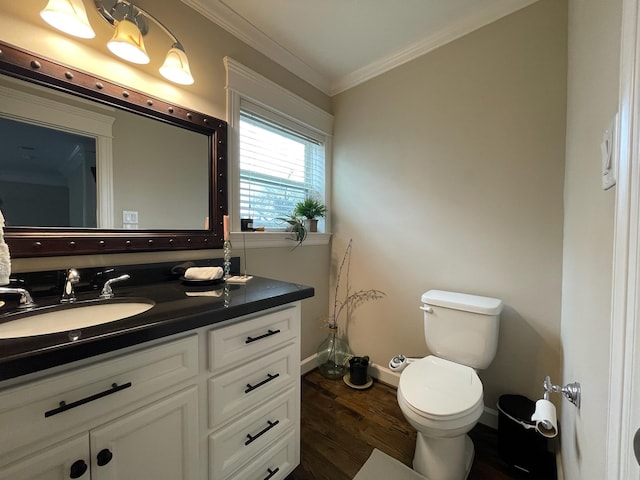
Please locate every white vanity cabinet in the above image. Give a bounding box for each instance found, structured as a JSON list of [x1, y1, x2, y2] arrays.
[[0, 335, 199, 480], [207, 304, 301, 480], [0, 301, 303, 480]]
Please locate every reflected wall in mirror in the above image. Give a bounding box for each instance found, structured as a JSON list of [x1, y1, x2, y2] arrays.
[[0, 41, 228, 257]]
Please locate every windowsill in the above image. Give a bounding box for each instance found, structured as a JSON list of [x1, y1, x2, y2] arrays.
[[228, 231, 331, 249]]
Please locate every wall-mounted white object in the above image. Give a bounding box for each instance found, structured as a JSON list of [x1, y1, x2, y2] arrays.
[[531, 398, 558, 438], [530, 375, 580, 438], [601, 112, 619, 190]]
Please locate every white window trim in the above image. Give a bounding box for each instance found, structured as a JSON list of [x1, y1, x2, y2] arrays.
[[224, 56, 333, 248]]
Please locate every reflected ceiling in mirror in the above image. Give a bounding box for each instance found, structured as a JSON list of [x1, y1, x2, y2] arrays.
[[0, 40, 227, 257]]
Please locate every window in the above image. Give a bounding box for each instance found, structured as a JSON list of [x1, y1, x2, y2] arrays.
[[239, 105, 325, 230], [225, 57, 333, 242]]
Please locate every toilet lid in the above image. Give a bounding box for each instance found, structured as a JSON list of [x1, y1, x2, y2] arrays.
[[399, 356, 483, 417]]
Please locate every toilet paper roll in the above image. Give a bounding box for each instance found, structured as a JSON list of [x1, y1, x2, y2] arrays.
[[531, 399, 558, 438]]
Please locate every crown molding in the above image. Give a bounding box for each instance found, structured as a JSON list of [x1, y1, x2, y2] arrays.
[[183, 0, 539, 97], [330, 0, 540, 95], [180, 0, 331, 95]]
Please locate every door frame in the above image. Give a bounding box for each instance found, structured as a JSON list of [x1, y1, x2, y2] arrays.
[[607, 0, 640, 477]]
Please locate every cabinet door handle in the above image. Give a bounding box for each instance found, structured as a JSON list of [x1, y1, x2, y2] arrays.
[[245, 373, 280, 394], [69, 459, 88, 478], [263, 467, 280, 480], [44, 382, 132, 418], [245, 329, 281, 344], [96, 448, 113, 467], [245, 419, 280, 446]]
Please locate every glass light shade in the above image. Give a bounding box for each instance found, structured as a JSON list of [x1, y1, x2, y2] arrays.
[[159, 45, 195, 85], [107, 18, 150, 64], [40, 0, 96, 39]]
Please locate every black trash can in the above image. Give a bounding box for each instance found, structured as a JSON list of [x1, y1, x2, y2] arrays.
[[497, 394, 550, 475]]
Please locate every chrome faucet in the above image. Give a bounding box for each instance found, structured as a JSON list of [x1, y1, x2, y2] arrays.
[[61, 268, 80, 303], [100, 274, 130, 299], [0, 286, 36, 309]]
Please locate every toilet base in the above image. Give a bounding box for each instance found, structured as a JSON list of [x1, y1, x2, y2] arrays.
[[413, 433, 474, 480]]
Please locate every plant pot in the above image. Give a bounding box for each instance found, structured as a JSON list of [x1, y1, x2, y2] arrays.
[[316, 327, 351, 379], [303, 218, 318, 233], [348, 356, 369, 386]]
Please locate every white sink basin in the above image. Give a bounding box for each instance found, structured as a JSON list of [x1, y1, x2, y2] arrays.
[[0, 299, 155, 339]]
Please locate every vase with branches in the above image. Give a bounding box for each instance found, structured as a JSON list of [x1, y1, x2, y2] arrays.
[[317, 239, 385, 379]]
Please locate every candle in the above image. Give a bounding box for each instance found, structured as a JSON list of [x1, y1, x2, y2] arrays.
[[223, 215, 229, 241]]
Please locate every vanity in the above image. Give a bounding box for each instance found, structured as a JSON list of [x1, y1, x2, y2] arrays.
[[0, 36, 314, 479], [0, 263, 313, 480]]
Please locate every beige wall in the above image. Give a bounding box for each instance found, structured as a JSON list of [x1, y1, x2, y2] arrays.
[[1, 3, 625, 476], [0, 0, 332, 360], [331, 0, 567, 410], [562, 0, 621, 478]]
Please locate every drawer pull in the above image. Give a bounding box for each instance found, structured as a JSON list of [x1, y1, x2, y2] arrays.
[[263, 467, 280, 480], [245, 419, 280, 446], [69, 459, 88, 478], [245, 329, 281, 344], [44, 382, 132, 418], [96, 448, 113, 466], [245, 373, 280, 394]]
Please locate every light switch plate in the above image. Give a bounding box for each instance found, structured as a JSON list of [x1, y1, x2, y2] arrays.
[[123, 210, 138, 224]]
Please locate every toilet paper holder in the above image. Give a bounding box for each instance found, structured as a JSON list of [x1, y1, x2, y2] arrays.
[[542, 375, 581, 408]]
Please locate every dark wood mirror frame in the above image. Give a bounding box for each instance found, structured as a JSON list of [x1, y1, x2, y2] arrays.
[[0, 41, 227, 258]]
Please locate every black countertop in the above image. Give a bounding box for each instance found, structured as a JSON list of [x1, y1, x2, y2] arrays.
[[0, 268, 314, 382]]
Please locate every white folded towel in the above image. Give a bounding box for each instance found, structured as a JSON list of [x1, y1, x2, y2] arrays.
[[185, 290, 223, 297], [183, 266, 223, 281]]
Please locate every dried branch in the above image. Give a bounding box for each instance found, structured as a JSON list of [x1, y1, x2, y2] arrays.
[[325, 239, 385, 329]]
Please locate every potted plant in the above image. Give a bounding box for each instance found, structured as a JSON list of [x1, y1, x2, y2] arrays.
[[294, 197, 326, 233], [276, 213, 307, 248]]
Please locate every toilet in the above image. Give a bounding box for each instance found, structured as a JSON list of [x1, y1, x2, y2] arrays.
[[397, 289, 503, 480]]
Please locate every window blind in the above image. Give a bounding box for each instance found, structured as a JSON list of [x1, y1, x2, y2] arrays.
[[239, 108, 325, 230]]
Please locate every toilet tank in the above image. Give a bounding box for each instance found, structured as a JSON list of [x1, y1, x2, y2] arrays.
[[422, 290, 503, 370]]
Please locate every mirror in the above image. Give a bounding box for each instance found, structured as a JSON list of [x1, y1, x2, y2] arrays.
[[0, 40, 228, 257]]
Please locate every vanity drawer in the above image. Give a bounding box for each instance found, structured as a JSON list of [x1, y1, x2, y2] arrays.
[[0, 335, 198, 463], [208, 306, 298, 373], [224, 429, 298, 480], [209, 388, 298, 479], [209, 344, 298, 428]]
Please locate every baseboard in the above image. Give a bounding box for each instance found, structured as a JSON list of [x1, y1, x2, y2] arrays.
[[301, 353, 318, 375], [369, 362, 400, 387], [480, 406, 499, 429]]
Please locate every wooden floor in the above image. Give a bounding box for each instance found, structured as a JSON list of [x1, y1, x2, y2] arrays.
[[288, 370, 556, 480]]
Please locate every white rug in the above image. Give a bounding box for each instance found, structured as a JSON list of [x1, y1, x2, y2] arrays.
[[353, 449, 428, 480]]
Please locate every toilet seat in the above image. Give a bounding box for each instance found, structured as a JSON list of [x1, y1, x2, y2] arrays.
[[398, 356, 483, 421]]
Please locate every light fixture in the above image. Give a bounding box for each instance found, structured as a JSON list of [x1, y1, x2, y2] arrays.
[[107, 14, 150, 64], [40, 0, 96, 39], [40, 0, 194, 85], [159, 43, 194, 85]]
